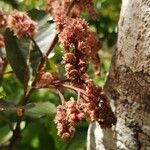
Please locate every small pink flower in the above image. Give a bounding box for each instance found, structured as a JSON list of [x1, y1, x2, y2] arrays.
[[59, 17, 88, 51], [55, 98, 84, 140], [7, 10, 37, 38]]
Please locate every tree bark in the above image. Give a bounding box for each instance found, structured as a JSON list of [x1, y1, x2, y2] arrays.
[[87, 0, 150, 149]]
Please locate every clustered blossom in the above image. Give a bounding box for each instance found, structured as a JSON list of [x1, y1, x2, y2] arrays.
[[47, 0, 101, 77], [57, 15, 102, 82], [59, 17, 88, 52], [36, 72, 56, 88], [0, 34, 4, 48], [81, 82, 117, 128], [0, 8, 6, 28], [47, 0, 117, 140], [55, 98, 84, 140], [63, 52, 87, 83], [7, 10, 37, 38]]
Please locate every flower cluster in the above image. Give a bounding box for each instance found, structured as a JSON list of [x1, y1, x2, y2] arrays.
[[81, 82, 116, 128], [61, 17, 101, 78], [63, 52, 87, 83], [7, 10, 37, 38], [36, 72, 57, 88], [0, 34, 4, 48], [59, 17, 88, 52], [47, 0, 116, 139], [0, 8, 6, 28], [49, 0, 102, 76], [55, 98, 84, 140]]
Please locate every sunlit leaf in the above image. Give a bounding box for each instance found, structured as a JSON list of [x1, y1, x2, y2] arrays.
[[25, 101, 56, 118], [4, 29, 30, 86]]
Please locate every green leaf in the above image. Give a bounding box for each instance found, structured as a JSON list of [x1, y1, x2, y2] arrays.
[[25, 101, 56, 118], [0, 99, 15, 112], [0, 125, 13, 145], [35, 18, 56, 54], [30, 48, 41, 75], [4, 29, 30, 86]]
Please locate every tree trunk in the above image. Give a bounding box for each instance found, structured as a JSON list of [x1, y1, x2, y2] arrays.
[[87, 0, 150, 149]]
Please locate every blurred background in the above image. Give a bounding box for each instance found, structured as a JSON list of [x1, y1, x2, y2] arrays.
[[0, 0, 121, 150]]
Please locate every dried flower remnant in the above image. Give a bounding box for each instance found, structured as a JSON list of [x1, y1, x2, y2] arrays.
[[55, 98, 84, 140], [0, 34, 4, 48], [0, 8, 6, 28], [7, 10, 37, 38], [80, 82, 116, 127]]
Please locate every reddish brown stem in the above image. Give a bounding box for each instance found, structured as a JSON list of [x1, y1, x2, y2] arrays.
[[62, 84, 87, 96]]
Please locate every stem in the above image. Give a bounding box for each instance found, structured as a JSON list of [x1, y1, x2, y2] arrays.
[[62, 84, 87, 96], [77, 91, 80, 104], [8, 88, 29, 150], [45, 34, 58, 57], [66, 0, 76, 16], [8, 119, 21, 150], [57, 89, 65, 104], [29, 36, 43, 58]]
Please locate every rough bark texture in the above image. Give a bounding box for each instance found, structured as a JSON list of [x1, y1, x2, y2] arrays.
[[87, 0, 150, 149]]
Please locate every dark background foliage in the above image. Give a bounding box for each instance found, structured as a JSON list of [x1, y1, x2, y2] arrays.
[[0, 0, 121, 149]]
